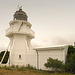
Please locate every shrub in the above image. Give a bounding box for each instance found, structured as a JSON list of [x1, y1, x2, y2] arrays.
[[3, 66, 10, 70], [44, 57, 64, 72], [17, 66, 25, 71], [0, 51, 9, 64], [25, 64, 36, 70], [65, 53, 75, 73], [16, 64, 36, 71], [65, 45, 75, 73]]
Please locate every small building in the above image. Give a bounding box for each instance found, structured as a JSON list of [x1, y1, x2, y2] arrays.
[[34, 45, 68, 70]]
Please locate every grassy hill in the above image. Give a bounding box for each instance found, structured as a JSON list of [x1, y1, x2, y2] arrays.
[[0, 69, 74, 75]]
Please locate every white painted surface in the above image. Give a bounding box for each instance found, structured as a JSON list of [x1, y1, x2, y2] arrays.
[[34, 45, 68, 70], [5, 20, 68, 70], [6, 20, 35, 38], [6, 20, 36, 66]]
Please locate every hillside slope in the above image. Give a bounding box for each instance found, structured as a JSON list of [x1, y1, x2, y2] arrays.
[[0, 69, 74, 75]]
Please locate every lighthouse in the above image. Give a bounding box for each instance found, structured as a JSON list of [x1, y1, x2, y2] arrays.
[[3, 7, 68, 70], [5, 7, 36, 66]]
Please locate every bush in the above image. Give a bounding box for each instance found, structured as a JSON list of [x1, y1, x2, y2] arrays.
[[17, 66, 25, 71], [65, 53, 75, 73], [25, 64, 36, 70], [65, 45, 75, 73], [0, 51, 9, 64], [3, 66, 10, 70], [16, 64, 36, 71], [44, 57, 64, 72]]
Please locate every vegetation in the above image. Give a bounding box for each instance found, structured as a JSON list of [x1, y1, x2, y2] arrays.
[[44, 45, 75, 73], [44, 57, 64, 72], [0, 51, 9, 64], [65, 45, 75, 73], [0, 64, 36, 71], [66, 45, 75, 63], [0, 67, 75, 75], [16, 64, 36, 70], [0, 45, 75, 74]]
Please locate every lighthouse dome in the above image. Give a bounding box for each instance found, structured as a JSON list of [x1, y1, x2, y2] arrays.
[[13, 7, 28, 21]]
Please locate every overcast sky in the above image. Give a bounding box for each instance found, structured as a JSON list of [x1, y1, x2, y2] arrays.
[[0, 0, 75, 49]]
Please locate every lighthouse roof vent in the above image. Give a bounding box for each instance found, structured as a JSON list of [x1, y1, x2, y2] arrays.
[[13, 6, 28, 21]]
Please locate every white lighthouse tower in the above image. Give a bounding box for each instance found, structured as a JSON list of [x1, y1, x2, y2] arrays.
[[5, 7, 36, 66]]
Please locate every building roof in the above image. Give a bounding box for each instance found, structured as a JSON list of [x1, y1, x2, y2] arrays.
[[13, 8, 28, 21], [33, 45, 68, 51]]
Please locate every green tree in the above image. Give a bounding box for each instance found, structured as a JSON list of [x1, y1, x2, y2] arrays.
[[44, 57, 64, 71], [66, 45, 75, 63], [65, 53, 75, 73], [70, 53, 75, 73], [0, 51, 9, 64], [65, 45, 75, 73]]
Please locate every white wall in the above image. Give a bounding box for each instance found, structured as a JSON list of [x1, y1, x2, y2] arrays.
[[35, 45, 68, 70], [25, 50, 37, 67], [6, 20, 35, 38], [10, 34, 27, 66], [6, 20, 35, 67]]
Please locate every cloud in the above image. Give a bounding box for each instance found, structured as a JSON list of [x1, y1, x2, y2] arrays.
[[31, 35, 75, 48], [31, 42, 42, 47], [51, 37, 70, 45], [31, 39, 42, 47]]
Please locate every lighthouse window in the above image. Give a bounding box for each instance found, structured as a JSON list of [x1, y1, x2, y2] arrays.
[[19, 55, 21, 58]]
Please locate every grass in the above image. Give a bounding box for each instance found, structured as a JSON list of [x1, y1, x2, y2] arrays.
[[0, 66, 75, 75], [0, 69, 75, 75]]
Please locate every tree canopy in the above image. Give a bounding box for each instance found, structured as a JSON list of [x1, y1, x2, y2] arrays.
[[0, 51, 9, 64], [44, 45, 75, 73], [44, 57, 64, 71]]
